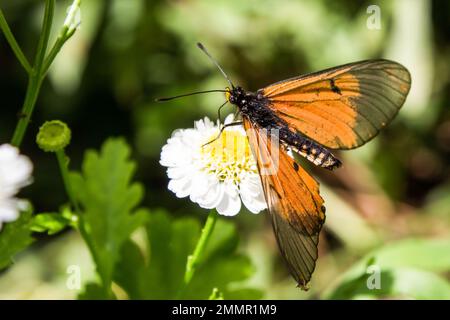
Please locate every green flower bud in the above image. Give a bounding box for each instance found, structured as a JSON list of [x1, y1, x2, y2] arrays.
[[36, 120, 71, 152]]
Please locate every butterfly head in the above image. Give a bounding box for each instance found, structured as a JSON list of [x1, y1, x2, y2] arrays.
[[226, 86, 246, 106]]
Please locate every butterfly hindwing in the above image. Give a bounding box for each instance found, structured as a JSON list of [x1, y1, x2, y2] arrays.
[[261, 59, 411, 149], [243, 117, 325, 288]]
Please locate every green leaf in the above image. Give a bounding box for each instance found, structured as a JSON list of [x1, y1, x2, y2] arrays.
[[199, 217, 239, 263], [133, 210, 200, 299], [208, 288, 224, 300], [185, 253, 256, 299], [226, 288, 264, 300], [341, 238, 450, 283], [78, 283, 116, 300], [364, 238, 450, 272], [114, 210, 263, 299], [0, 208, 34, 270], [327, 267, 450, 300], [114, 239, 147, 299], [324, 237, 450, 299], [71, 138, 148, 294], [183, 218, 260, 299], [31, 212, 72, 235]]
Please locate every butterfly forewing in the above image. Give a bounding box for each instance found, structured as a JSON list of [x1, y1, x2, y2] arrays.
[[243, 118, 325, 288], [261, 59, 411, 149]]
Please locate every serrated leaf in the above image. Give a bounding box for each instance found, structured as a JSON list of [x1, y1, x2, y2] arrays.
[[143, 210, 200, 299], [114, 210, 263, 299], [184, 218, 261, 299], [70, 138, 148, 294], [114, 210, 200, 299], [0, 208, 34, 270]]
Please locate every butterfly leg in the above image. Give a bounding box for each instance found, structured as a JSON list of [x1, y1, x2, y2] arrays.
[[217, 101, 228, 124], [202, 121, 243, 147]]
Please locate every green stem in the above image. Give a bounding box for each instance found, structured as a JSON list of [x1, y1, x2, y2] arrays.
[[33, 0, 54, 78], [55, 149, 80, 212], [10, 0, 55, 147], [0, 9, 32, 73], [11, 72, 41, 147], [178, 210, 218, 298], [41, 28, 75, 78]]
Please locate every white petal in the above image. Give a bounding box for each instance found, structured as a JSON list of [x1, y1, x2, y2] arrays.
[[0, 145, 32, 228], [160, 138, 193, 167], [189, 172, 211, 202], [0, 144, 33, 191], [216, 182, 241, 216], [216, 193, 241, 216], [167, 166, 191, 180], [168, 175, 193, 198], [197, 179, 224, 209], [240, 176, 267, 214]]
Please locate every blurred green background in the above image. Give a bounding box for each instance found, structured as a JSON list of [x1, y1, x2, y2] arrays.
[[0, 0, 449, 299]]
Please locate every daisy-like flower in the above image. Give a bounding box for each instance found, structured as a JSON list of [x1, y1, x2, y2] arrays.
[[0, 144, 33, 231], [160, 115, 267, 216]]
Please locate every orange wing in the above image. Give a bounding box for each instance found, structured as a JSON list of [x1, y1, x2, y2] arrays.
[[243, 117, 325, 288], [261, 59, 411, 149]]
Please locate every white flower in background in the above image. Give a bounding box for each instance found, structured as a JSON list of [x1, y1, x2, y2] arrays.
[[64, 0, 82, 33], [160, 115, 267, 216], [0, 144, 33, 231]]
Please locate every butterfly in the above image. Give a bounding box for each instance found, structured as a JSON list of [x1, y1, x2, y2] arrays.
[[158, 43, 411, 289]]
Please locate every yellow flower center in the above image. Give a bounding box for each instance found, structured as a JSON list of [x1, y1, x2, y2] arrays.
[[200, 129, 257, 183]]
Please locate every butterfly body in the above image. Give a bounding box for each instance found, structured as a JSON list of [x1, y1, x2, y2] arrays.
[[228, 86, 341, 170]]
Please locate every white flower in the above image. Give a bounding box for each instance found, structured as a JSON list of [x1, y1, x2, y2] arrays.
[[0, 144, 33, 231], [64, 0, 81, 33], [160, 115, 267, 216]]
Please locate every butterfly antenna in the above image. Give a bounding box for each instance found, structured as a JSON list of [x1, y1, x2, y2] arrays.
[[197, 42, 234, 88], [155, 89, 227, 102]]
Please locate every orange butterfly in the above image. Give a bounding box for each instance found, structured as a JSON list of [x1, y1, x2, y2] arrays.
[[158, 43, 411, 289]]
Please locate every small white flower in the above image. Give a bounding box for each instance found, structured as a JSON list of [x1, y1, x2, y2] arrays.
[[64, 0, 81, 33], [160, 115, 267, 216], [0, 144, 33, 231]]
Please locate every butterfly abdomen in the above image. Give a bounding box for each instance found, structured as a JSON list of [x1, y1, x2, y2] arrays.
[[280, 129, 341, 170]]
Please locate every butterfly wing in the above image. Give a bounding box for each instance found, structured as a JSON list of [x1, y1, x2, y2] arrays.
[[243, 117, 325, 288], [261, 59, 411, 149]]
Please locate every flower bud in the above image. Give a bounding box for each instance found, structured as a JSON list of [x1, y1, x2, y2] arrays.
[[36, 120, 71, 152]]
